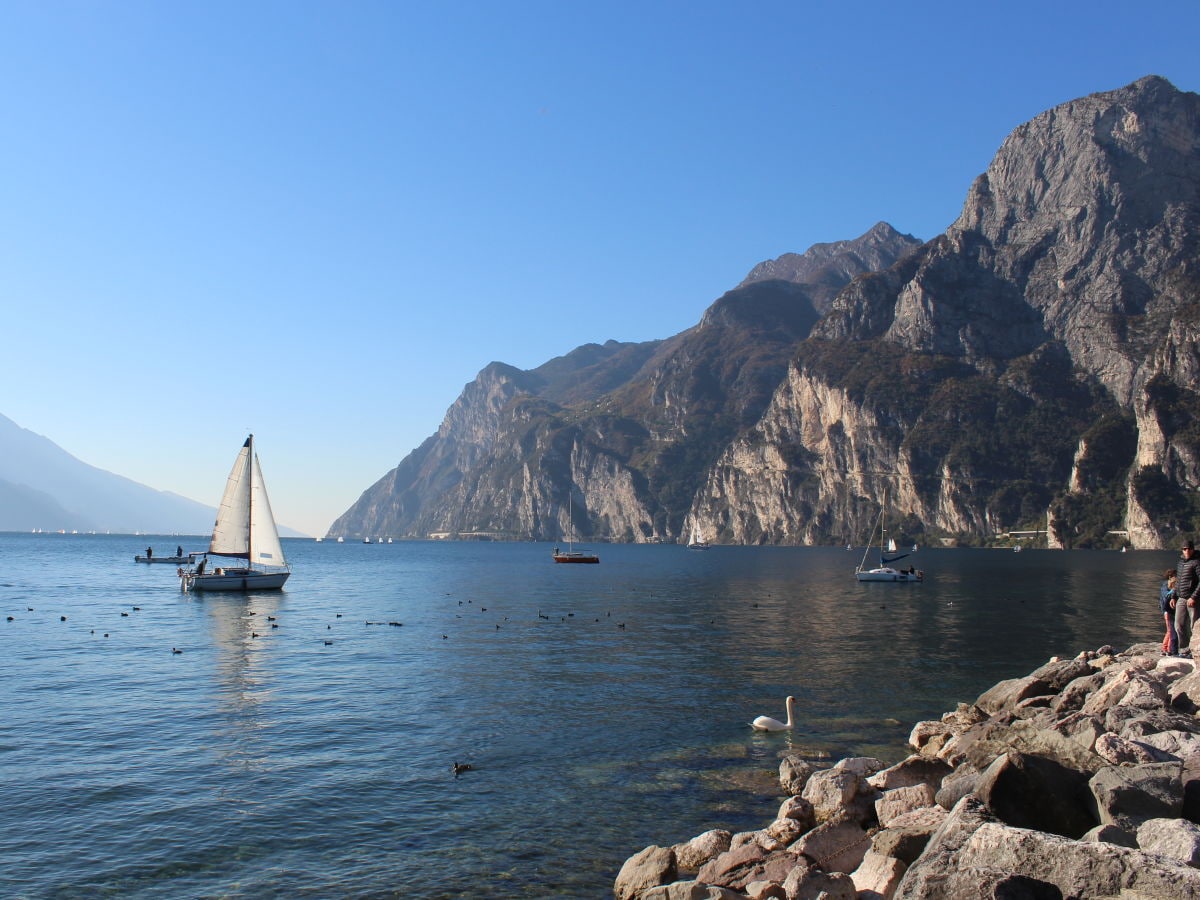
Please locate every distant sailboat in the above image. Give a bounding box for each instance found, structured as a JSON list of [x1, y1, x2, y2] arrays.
[[179, 435, 290, 592], [553, 493, 599, 564]]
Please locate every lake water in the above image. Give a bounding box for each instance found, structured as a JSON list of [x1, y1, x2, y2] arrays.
[[0, 534, 1172, 898]]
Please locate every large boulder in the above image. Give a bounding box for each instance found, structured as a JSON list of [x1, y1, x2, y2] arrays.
[[673, 830, 732, 872], [850, 847, 907, 899], [867, 755, 953, 792], [790, 817, 870, 875], [779, 755, 815, 796], [875, 783, 937, 828], [1090, 760, 1185, 828], [615, 845, 677, 900], [694, 842, 802, 891], [974, 750, 1097, 838], [801, 768, 861, 823], [1137, 816, 1200, 866], [948, 821, 1200, 897], [639, 883, 743, 900]]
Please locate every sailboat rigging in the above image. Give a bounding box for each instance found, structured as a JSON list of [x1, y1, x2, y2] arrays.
[[180, 434, 291, 591], [855, 492, 922, 583]]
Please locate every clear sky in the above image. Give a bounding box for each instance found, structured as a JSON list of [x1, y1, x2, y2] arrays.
[[1, 1, 1197, 537]]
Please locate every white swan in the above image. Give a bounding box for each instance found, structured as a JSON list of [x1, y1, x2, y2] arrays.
[[750, 695, 796, 732]]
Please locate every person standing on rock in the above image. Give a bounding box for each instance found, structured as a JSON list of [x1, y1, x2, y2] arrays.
[[1161, 569, 1178, 656], [1175, 540, 1200, 657]]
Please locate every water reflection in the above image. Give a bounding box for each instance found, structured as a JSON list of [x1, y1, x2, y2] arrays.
[[200, 593, 284, 778]]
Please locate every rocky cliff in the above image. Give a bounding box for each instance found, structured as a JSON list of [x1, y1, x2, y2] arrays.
[[332, 76, 1200, 549], [329, 225, 921, 541], [687, 75, 1200, 549]]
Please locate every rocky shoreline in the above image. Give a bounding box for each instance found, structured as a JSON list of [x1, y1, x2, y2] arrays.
[[615, 643, 1200, 899]]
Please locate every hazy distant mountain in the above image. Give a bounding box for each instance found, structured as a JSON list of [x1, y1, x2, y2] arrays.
[[0, 414, 214, 534]]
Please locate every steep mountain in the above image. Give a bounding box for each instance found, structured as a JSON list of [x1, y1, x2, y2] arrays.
[[335, 75, 1200, 550], [329, 224, 922, 541], [687, 75, 1200, 548], [0, 414, 217, 534]]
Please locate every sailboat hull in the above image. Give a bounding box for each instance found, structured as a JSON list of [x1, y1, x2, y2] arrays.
[[186, 569, 290, 591], [553, 552, 599, 564], [856, 567, 922, 582]]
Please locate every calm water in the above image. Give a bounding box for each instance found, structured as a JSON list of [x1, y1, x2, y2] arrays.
[[0, 534, 1171, 898]]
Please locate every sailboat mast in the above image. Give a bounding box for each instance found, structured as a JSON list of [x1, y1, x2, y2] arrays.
[[246, 433, 254, 565]]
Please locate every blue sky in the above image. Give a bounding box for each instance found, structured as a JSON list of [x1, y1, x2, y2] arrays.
[[1, 1, 1197, 537]]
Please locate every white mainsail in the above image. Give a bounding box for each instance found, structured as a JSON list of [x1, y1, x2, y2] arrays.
[[208, 435, 287, 568]]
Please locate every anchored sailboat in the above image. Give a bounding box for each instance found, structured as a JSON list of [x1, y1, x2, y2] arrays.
[[552, 493, 599, 564], [180, 435, 291, 591], [855, 493, 922, 583]]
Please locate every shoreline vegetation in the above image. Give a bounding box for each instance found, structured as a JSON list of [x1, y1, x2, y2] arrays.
[[616, 643, 1200, 899]]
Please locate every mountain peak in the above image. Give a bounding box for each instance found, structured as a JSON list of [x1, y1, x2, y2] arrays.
[[738, 222, 923, 313]]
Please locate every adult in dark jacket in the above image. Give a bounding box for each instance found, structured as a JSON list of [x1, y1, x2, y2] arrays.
[[1176, 540, 1200, 656]]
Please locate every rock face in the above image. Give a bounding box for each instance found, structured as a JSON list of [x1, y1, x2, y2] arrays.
[[332, 76, 1200, 550], [616, 644, 1200, 899], [329, 225, 921, 541], [689, 75, 1200, 550]]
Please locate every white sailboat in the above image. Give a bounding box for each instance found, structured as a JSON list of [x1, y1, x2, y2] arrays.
[[180, 434, 290, 592], [855, 493, 923, 583]]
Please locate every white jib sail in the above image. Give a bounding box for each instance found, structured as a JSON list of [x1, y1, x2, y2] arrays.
[[248, 451, 286, 567]]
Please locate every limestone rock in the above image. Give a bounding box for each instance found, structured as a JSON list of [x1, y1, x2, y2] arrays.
[[974, 750, 1097, 838], [875, 783, 937, 828], [640, 882, 743, 900], [694, 842, 802, 891], [780, 867, 856, 899], [615, 845, 677, 900], [779, 755, 815, 796], [1137, 816, 1200, 866], [673, 830, 732, 872], [790, 818, 870, 875], [866, 755, 953, 792], [801, 768, 861, 822], [1090, 760, 1185, 828], [851, 847, 907, 900]]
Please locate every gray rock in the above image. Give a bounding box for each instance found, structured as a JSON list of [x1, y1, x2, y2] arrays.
[[935, 768, 979, 810], [1080, 823, 1138, 848], [781, 867, 856, 899], [776, 795, 816, 831], [694, 842, 802, 891], [801, 768, 860, 822], [957, 821, 1200, 898], [673, 830, 733, 872], [875, 783, 936, 828], [1090, 760, 1185, 828], [850, 847, 907, 900], [892, 798, 997, 898], [779, 755, 815, 796], [1137, 816, 1200, 866], [790, 817, 870, 875], [871, 827, 932, 866], [640, 882, 744, 900], [975, 750, 1097, 838], [615, 845, 677, 900], [867, 754, 953, 792], [1095, 731, 1164, 765]]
